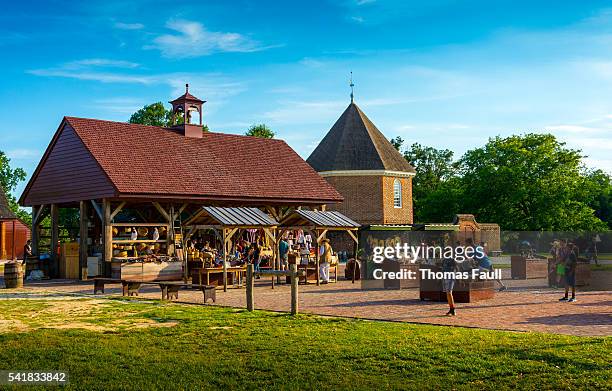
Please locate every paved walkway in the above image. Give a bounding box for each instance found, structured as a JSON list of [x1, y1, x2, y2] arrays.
[[3, 274, 610, 337]]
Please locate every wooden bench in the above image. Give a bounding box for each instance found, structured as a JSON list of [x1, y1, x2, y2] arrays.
[[93, 278, 216, 303]]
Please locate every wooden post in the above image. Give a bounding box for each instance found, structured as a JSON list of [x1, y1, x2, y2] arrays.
[[11, 220, 16, 260], [50, 204, 59, 278], [13, 220, 15, 262], [290, 263, 298, 315], [0, 221, 5, 260], [31, 205, 39, 257], [315, 230, 320, 286], [103, 199, 112, 265], [222, 228, 228, 292], [246, 263, 254, 311], [79, 201, 88, 280]]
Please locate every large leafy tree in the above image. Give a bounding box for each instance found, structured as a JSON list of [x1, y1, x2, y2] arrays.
[[458, 133, 607, 231], [245, 124, 275, 138], [0, 151, 30, 225], [581, 169, 612, 229], [129, 102, 208, 132], [404, 143, 459, 222], [129, 102, 174, 127]]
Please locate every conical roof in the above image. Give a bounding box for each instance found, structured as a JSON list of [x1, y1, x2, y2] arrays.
[[307, 103, 415, 173], [0, 187, 17, 220]]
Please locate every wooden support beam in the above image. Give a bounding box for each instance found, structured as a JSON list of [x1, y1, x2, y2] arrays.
[[178, 203, 189, 215], [30, 206, 39, 256], [346, 229, 358, 244], [50, 204, 59, 278], [103, 199, 112, 264], [109, 201, 126, 221], [246, 264, 254, 311], [222, 228, 228, 292], [79, 201, 88, 280], [290, 264, 298, 315], [11, 221, 16, 260], [0, 222, 5, 260], [184, 208, 205, 226], [90, 200, 103, 221], [152, 202, 171, 222], [317, 229, 328, 244], [32, 204, 47, 226]]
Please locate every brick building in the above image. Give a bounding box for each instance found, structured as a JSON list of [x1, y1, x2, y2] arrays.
[[307, 102, 416, 225]]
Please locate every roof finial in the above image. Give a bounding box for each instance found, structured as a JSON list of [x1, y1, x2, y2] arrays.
[[185, 83, 189, 93], [349, 72, 355, 104]]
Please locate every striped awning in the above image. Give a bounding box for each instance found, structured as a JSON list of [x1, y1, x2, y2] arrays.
[[280, 210, 360, 229], [195, 207, 278, 227]]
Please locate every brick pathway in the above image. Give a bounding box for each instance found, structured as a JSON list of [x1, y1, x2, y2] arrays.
[[4, 274, 610, 337]]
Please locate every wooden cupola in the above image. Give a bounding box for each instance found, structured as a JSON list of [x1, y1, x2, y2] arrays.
[[169, 83, 206, 138]]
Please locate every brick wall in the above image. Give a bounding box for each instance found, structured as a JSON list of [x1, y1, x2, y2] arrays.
[[323, 175, 383, 225], [381, 176, 413, 225], [323, 174, 413, 225]]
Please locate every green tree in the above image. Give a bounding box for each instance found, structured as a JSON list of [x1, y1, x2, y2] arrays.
[[0, 151, 30, 225], [404, 143, 460, 222], [129, 102, 174, 127], [129, 102, 211, 133], [458, 133, 606, 231], [245, 124, 275, 138], [390, 136, 404, 151], [582, 169, 612, 229]]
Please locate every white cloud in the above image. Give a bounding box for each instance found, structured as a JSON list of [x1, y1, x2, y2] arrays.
[[64, 58, 141, 69], [149, 19, 278, 58], [114, 22, 144, 30], [28, 69, 155, 84], [350, 16, 364, 23], [5, 149, 40, 160]]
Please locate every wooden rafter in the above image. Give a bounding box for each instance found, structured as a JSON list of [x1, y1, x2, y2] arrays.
[[90, 200, 103, 221], [109, 201, 126, 220], [152, 202, 171, 222]]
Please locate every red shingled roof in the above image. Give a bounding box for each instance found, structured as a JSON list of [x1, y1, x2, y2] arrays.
[[61, 117, 342, 203]]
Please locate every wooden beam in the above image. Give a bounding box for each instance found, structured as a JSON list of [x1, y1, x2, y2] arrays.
[[183, 208, 205, 226], [317, 229, 328, 244], [109, 201, 126, 221], [246, 264, 254, 311], [103, 199, 112, 263], [152, 202, 171, 222], [346, 229, 358, 244], [30, 205, 40, 256], [32, 204, 47, 226], [222, 228, 228, 292], [90, 200, 103, 221], [79, 201, 88, 280], [178, 203, 189, 215], [50, 204, 59, 278]]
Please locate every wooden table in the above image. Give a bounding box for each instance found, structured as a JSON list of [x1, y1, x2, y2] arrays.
[[192, 266, 246, 288]]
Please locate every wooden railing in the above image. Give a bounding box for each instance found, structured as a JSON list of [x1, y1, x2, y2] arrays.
[[245, 264, 304, 315]]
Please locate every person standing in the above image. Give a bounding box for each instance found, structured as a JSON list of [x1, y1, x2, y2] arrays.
[[560, 243, 578, 302], [23, 239, 33, 262], [442, 250, 457, 316], [279, 237, 290, 271], [319, 239, 333, 284]]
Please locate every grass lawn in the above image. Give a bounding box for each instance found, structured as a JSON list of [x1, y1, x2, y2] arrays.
[[0, 298, 609, 390]]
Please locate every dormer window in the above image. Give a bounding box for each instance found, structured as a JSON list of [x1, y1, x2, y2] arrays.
[[393, 179, 402, 208]]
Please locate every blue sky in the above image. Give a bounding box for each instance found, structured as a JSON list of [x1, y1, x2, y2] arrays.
[[2, 0, 612, 200]]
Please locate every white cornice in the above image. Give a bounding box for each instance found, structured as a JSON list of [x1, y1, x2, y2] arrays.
[[319, 170, 416, 178]]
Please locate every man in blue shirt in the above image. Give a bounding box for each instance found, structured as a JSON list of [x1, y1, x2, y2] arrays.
[[279, 237, 290, 271]]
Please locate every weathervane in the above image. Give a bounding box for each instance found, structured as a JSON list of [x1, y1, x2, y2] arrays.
[[349, 71, 355, 103]]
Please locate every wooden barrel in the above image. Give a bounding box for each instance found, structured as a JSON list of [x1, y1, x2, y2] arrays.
[[4, 262, 24, 288]]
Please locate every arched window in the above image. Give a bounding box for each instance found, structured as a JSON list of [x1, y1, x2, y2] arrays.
[[393, 179, 402, 208]]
